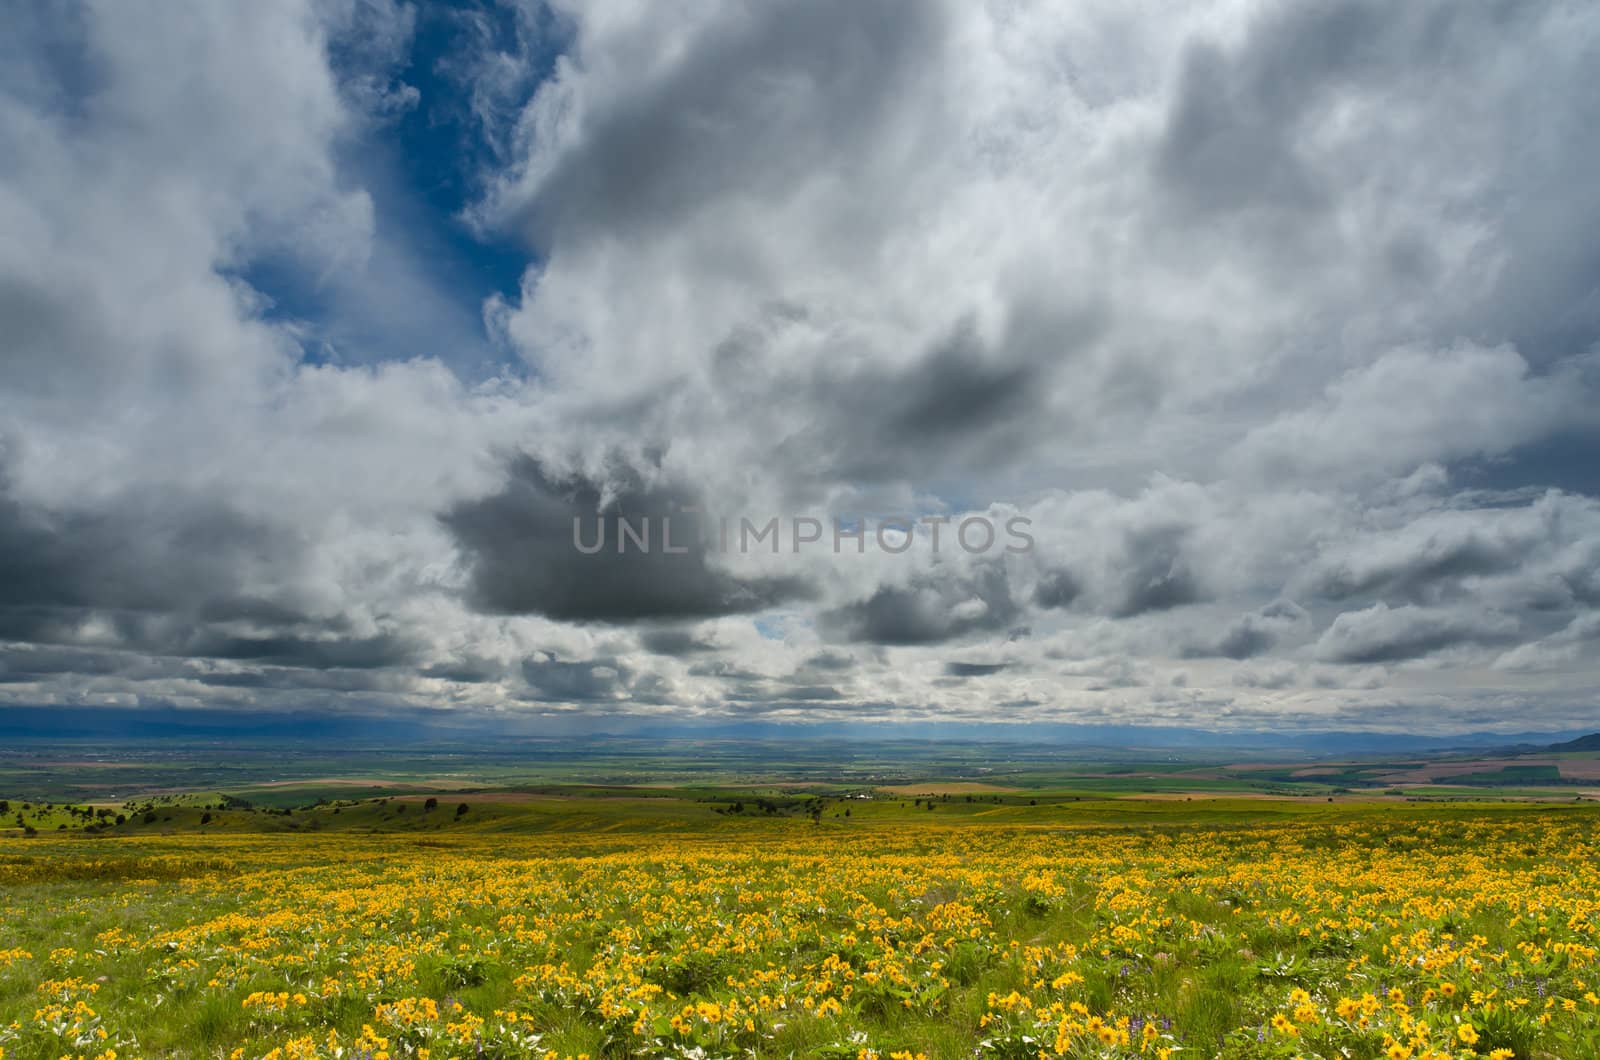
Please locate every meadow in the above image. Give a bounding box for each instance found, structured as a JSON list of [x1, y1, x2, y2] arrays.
[[2, 799, 1598, 1060]]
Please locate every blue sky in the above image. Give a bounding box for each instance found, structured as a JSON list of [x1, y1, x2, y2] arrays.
[[233, 4, 549, 375]]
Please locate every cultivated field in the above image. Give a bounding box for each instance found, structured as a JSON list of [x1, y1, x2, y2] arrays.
[[2, 800, 1598, 1059]]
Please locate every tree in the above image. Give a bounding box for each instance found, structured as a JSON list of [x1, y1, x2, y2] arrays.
[[456, 803, 469, 817], [424, 797, 439, 812]]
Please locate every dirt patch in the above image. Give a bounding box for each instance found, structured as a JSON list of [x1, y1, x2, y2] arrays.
[[1372, 758, 1554, 783]]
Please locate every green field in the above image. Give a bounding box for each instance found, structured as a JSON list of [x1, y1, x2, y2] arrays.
[[3, 741, 1599, 1057], [3, 795, 1600, 1059]]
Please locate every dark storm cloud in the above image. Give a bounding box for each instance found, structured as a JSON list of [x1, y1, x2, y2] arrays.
[[514, 0, 947, 249], [0, 644, 184, 681], [0, 459, 362, 659], [55, 612, 422, 673], [773, 311, 1097, 486], [944, 661, 1008, 678], [884, 340, 1037, 441], [1211, 621, 1275, 661], [183, 632, 418, 670], [1294, 500, 1600, 621], [800, 650, 858, 673], [1494, 612, 1600, 671], [420, 655, 508, 684], [1112, 526, 1204, 618], [442, 455, 811, 622], [1184, 600, 1308, 660], [1032, 570, 1080, 610], [1305, 531, 1524, 603], [0, 473, 258, 622], [0, 452, 434, 680], [1315, 603, 1519, 664], [638, 628, 718, 656], [820, 562, 1021, 645], [520, 653, 631, 703]]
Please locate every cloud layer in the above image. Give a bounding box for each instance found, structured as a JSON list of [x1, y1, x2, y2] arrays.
[[2, 0, 1598, 733]]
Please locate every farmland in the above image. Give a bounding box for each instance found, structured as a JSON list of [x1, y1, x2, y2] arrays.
[[2, 793, 1598, 1059]]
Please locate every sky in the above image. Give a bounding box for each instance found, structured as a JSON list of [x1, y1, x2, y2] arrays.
[[1, 0, 1598, 736]]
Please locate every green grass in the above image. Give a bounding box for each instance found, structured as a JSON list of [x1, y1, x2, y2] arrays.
[[3, 799, 1599, 1059]]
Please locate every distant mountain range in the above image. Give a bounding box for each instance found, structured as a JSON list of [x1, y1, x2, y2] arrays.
[[1549, 733, 1600, 752]]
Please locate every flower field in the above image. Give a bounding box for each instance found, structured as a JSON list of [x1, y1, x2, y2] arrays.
[[2, 804, 1598, 1059]]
